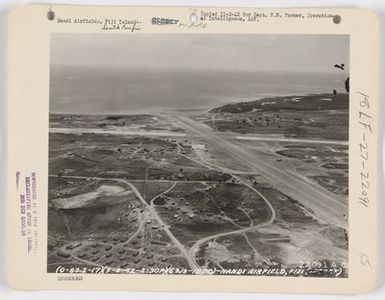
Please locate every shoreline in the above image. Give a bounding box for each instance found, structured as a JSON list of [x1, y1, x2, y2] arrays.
[[49, 92, 348, 116]]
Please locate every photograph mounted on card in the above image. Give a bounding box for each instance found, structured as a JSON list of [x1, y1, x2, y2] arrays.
[[6, 5, 379, 294]]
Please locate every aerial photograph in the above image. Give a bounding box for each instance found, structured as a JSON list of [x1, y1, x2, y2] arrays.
[[47, 34, 349, 277]]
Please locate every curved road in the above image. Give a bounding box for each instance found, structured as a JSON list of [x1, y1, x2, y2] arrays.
[[188, 174, 276, 267], [175, 116, 348, 230], [50, 174, 198, 270]]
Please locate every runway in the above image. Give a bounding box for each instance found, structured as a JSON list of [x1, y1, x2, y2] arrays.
[[175, 116, 348, 230]]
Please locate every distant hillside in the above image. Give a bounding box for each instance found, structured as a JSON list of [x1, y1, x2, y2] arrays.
[[209, 93, 349, 114]]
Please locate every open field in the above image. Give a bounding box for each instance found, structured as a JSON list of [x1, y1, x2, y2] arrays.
[[202, 93, 348, 141], [48, 32, 350, 278], [48, 98, 348, 277], [50, 113, 185, 133]]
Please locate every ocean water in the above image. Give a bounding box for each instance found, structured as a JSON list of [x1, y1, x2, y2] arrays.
[[50, 65, 348, 114]]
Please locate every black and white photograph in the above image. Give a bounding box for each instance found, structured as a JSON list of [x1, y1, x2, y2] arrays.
[[47, 33, 349, 277]]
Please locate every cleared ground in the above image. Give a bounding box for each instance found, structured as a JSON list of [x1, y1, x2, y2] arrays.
[[48, 101, 348, 277]]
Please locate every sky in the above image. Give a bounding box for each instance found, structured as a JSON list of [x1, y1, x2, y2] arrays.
[[51, 34, 349, 73]]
